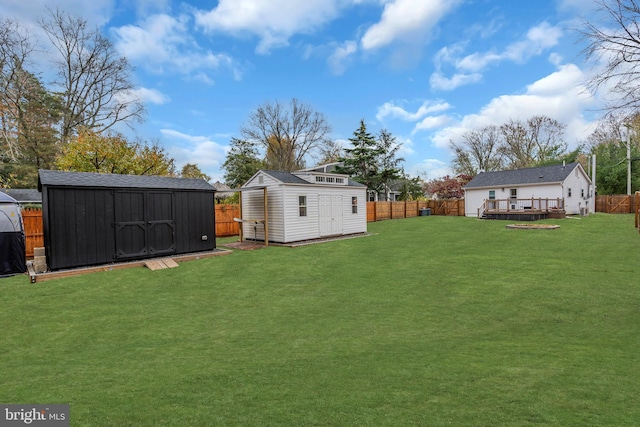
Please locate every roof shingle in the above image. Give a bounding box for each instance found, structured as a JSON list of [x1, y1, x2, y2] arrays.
[[38, 170, 214, 191], [464, 163, 584, 189]]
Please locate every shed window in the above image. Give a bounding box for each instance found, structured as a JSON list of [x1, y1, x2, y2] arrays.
[[352, 196, 358, 214], [488, 190, 495, 200], [299, 196, 307, 217]]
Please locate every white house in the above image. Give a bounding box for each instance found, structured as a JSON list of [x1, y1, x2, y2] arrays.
[[240, 169, 367, 244], [464, 163, 594, 217]]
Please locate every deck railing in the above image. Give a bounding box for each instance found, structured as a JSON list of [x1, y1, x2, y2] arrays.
[[478, 198, 564, 217]]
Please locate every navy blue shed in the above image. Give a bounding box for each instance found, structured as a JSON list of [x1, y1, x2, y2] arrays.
[[38, 170, 216, 271]]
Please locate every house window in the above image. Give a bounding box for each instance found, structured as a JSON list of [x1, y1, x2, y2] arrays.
[[299, 196, 307, 216], [581, 188, 584, 198], [336, 178, 344, 184], [488, 190, 496, 200], [568, 188, 572, 197], [510, 188, 517, 199], [352, 196, 358, 214], [315, 176, 325, 182]]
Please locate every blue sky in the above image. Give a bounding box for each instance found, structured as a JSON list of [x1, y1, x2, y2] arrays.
[[1, 0, 605, 182]]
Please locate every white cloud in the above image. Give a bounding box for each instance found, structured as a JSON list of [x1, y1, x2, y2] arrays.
[[360, 0, 462, 50], [429, 72, 482, 91], [377, 100, 452, 122], [328, 40, 358, 75], [408, 158, 452, 181], [458, 22, 562, 72], [160, 129, 228, 181], [431, 22, 563, 91], [0, 0, 114, 28], [195, 0, 342, 54], [414, 115, 453, 133], [129, 87, 170, 105], [113, 14, 236, 78], [430, 63, 596, 150]]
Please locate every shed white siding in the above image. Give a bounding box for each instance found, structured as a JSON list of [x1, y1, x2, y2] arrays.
[[241, 170, 367, 243]]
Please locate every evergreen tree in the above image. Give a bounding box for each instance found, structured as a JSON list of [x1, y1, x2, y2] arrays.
[[336, 120, 384, 195]]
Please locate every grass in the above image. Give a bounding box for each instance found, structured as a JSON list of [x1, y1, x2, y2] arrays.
[[1, 214, 639, 426]]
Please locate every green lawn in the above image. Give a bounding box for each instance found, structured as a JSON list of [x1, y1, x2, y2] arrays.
[[1, 214, 639, 426]]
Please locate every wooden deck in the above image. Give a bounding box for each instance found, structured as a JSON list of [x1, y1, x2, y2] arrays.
[[479, 198, 565, 220]]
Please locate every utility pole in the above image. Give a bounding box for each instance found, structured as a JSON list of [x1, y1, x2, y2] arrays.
[[628, 129, 632, 195], [623, 124, 632, 195]]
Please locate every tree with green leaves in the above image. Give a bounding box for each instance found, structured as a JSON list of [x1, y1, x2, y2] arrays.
[[6, 71, 64, 188], [587, 114, 640, 194], [397, 176, 425, 201], [180, 163, 211, 181], [336, 119, 384, 195], [222, 137, 264, 188], [337, 121, 404, 200], [56, 127, 175, 176]]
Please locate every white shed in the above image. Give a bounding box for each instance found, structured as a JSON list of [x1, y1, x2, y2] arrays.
[[240, 170, 367, 244], [464, 163, 593, 217]]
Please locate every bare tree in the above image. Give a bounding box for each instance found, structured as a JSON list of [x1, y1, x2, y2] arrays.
[[40, 9, 144, 143], [376, 129, 404, 201], [450, 125, 503, 175], [315, 139, 344, 164], [499, 116, 566, 169], [240, 98, 331, 172], [578, 0, 640, 114]]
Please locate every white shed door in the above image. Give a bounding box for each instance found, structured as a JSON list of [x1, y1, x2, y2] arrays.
[[319, 195, 343, 236]]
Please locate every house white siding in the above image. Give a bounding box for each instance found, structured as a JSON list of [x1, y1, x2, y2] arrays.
[[465, 184, 564, 217], [463, 163, 594, 217], [562, 166, 594, 214]]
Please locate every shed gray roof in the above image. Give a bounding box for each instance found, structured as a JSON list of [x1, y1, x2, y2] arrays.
[[464, 163, 583, 189], [1, 189, 42, 203], [38, 170, 215, 191], [263, 170, 310, 184], [261, 170, 366, 187]]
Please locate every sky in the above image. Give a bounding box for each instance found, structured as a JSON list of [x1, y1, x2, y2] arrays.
[[0, 0, 608, 183]]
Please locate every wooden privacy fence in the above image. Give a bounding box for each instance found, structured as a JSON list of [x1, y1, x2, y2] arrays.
[[635, 192, 640, 233], [21, 204, 241, 258], [22, 208, 44, 258], [366, 199, 465, 222], [214, 204, 240, 237], [595, 195, 637, 213]]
